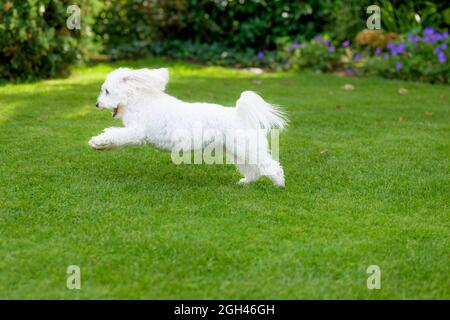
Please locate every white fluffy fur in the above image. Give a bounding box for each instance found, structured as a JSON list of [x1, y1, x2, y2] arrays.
[[89, 67, 287, 186]]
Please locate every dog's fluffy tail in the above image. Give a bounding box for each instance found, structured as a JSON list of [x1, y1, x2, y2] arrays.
[[236, 91, 287, 133]]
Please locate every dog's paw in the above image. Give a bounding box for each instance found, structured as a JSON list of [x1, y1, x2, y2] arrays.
[[238, 178, 251, 185], [88, 135, 112, 150]]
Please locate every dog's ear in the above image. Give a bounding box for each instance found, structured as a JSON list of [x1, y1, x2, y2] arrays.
[[151, 68, 169, 91], [123, 68, 169, 92]]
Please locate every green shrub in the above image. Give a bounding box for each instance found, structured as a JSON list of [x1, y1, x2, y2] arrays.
[[297, 36, 345, 72], [0, 0, 102, 82], [379, 0, 450, 35], [279, 28, 449, 84], [150, 40, 265, 67], [362, 28, 450, 83], [319, 0, 450, 42], [94, 0, 154, 60], [94, 0, 450, 59], [94, 0, 332, 60]]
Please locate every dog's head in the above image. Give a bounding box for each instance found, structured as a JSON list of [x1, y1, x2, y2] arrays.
[[96, 67, 169, 118]]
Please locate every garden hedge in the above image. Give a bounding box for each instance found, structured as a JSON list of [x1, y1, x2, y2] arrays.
[[0, 0, 101, 82]]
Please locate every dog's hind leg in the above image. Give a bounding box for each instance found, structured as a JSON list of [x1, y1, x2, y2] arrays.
[[259, 157, 285, 187], [236, 163, 261, 185], [227, 133, 262, 185], [227, 129, 285, 186]]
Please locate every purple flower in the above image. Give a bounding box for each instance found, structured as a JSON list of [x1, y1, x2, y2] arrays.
[[314, 35, 323, 42], [374, 47, 382, 55], [323, 39, 330, 46], [257, 51, 264, 60], [423, 27, 435, 36], [441, 43, 447, 50], [387, 42, 406, 56], [387, 42, 397, 56], [422, 27, 441, 43], [434, 47, 440, 54], [342, 40, 350, 47], [328, 46, 335, 52], [407, 34, 420, 42], [395, 62, 402, 71], [292, 39, 299, 49], [442, 32, 449, 39], [354, 54, 360, 62], [437, 51, 446, 63]]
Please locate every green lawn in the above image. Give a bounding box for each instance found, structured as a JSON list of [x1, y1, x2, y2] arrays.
[[0, 58, 449, 299]]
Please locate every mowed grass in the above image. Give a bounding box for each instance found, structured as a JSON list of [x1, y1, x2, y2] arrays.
[[0, 58, 449, 299]]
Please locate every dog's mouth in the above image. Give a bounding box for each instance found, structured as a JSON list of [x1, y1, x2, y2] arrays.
[[112, 107, 119, 118]]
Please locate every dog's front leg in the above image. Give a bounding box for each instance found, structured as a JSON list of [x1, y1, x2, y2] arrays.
[[88, 127, 145, 150]]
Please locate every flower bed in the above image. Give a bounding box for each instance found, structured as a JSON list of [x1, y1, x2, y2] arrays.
[[273, 28, 449, 84]]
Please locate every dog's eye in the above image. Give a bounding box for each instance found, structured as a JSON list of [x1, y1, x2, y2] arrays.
[[105, 89, 109, 95]]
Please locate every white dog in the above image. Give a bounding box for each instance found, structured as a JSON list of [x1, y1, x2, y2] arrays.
[[88, 68, 287, 186]]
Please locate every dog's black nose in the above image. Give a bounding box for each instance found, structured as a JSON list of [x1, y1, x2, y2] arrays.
[[96, 102, 99, 108]]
